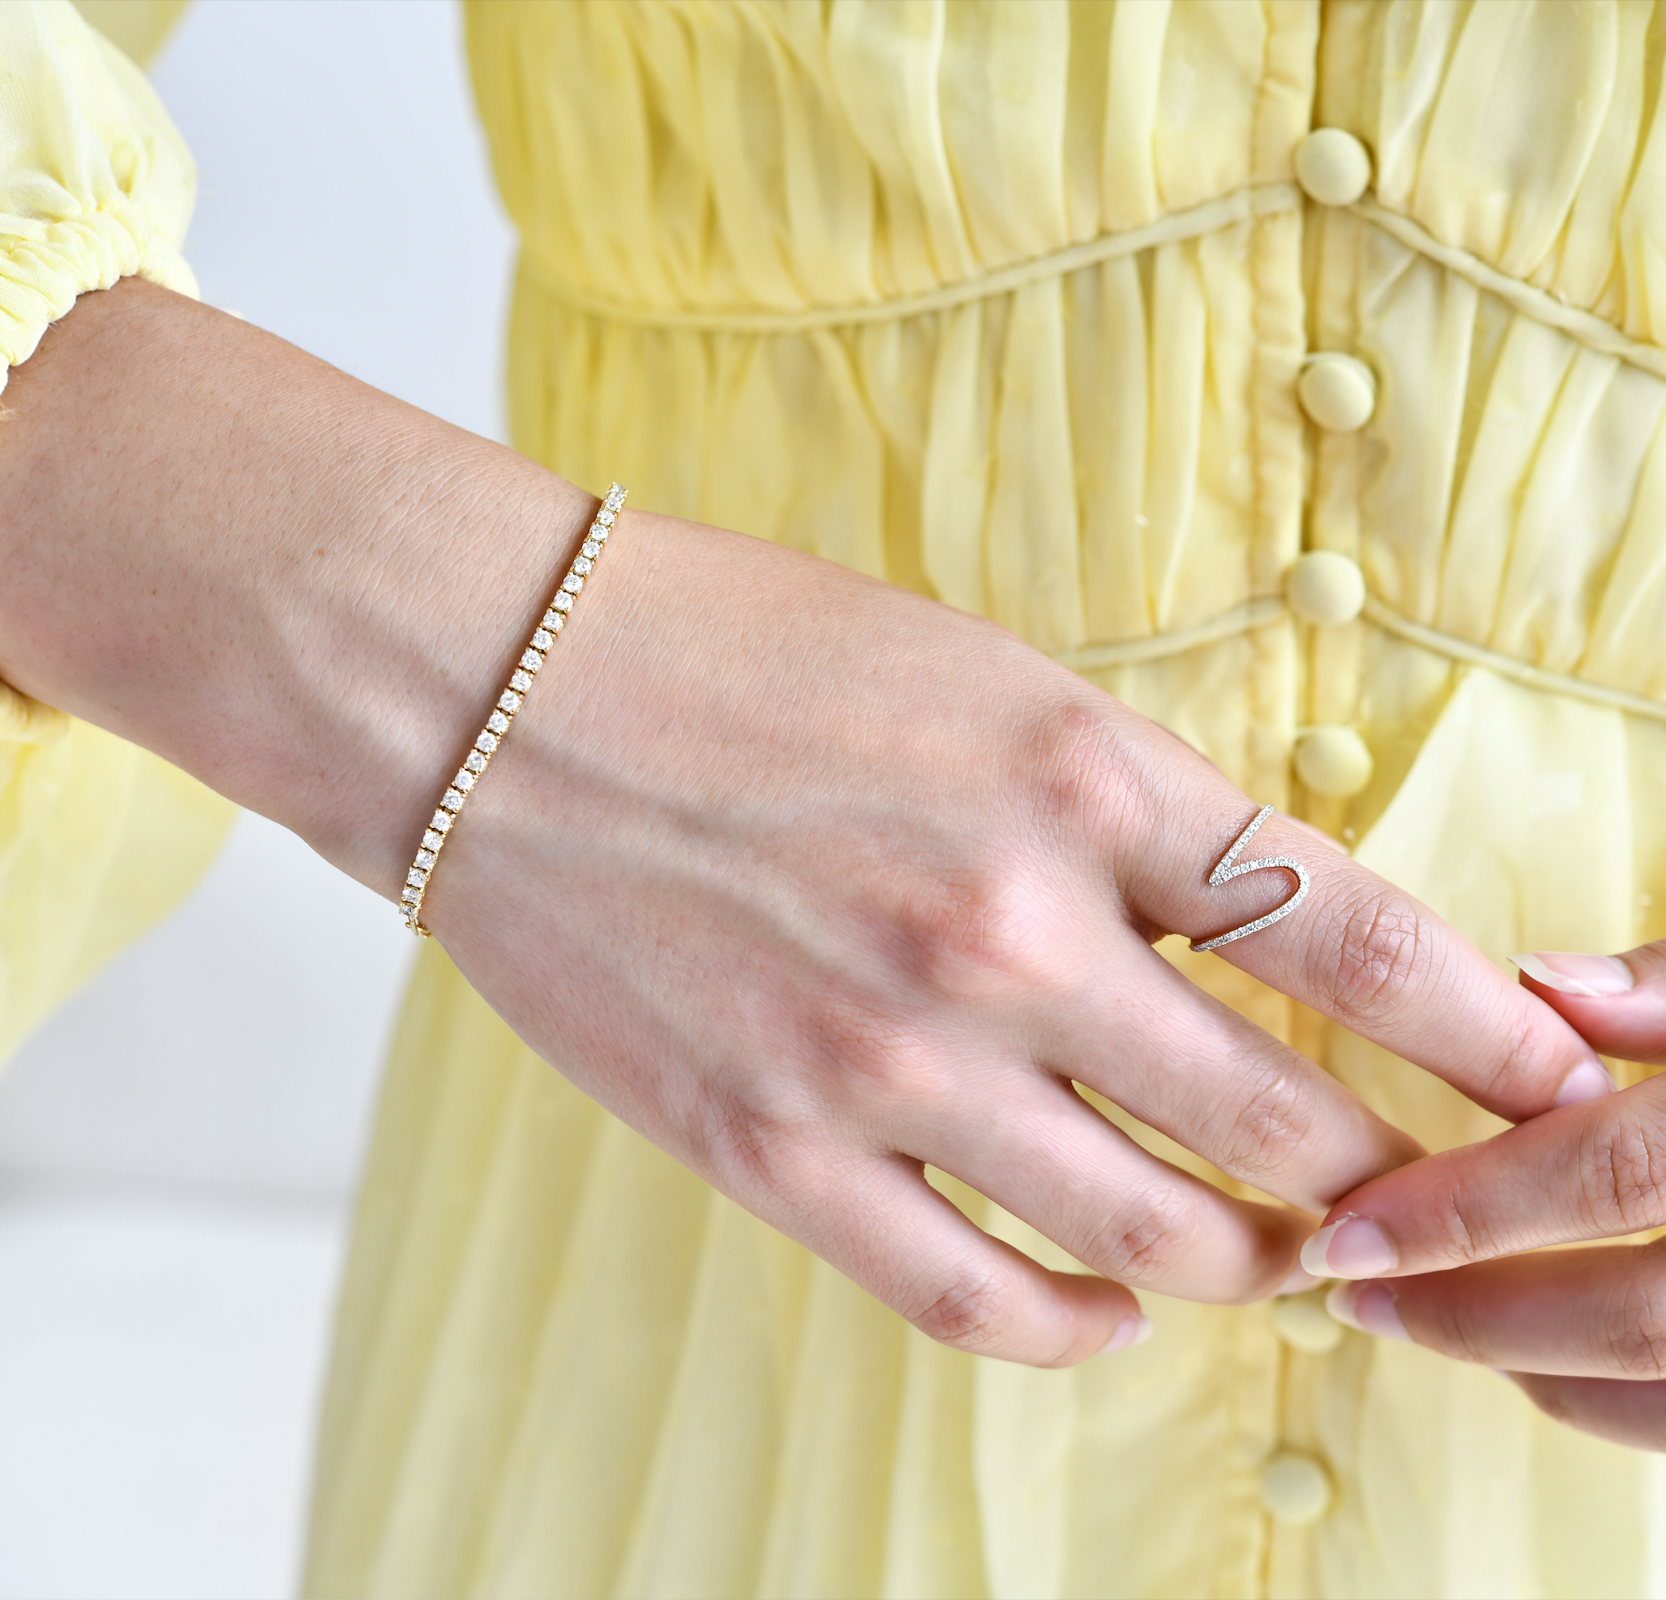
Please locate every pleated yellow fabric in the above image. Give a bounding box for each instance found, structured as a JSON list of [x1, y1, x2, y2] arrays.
[[8, 1, 1666, 1595], [0, 1, 234, 1070]]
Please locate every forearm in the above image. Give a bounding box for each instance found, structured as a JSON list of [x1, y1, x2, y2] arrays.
[[0, 277, 594, 896]]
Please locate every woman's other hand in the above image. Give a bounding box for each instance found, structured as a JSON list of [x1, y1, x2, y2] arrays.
[[0, 280, 1609, 1367], [1307, 942, 1666, 1448]]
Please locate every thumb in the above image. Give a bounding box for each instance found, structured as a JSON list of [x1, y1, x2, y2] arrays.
[[1513, 941, 1666, 1066]]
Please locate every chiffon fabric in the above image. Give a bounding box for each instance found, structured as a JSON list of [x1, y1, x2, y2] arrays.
[[5, 1, 1666, 1596]]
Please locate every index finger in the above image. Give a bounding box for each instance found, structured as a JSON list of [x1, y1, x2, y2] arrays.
[[1096, 714, 1610, 1123], [1297, 1074, 1666, 1281]]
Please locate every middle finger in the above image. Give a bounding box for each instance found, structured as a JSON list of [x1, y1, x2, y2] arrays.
[[1047, 931, 1426, 1214]]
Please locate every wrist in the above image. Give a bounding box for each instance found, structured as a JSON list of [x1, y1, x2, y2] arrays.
[[0, 276, 597, 898]]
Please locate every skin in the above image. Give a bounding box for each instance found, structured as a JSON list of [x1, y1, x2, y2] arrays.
[[1316, 942, 1666, 1448], [0, 278, 1614, 1367]]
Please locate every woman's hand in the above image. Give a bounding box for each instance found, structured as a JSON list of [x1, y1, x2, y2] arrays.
[[0, 280, 1612, 1367], [1309, 942, 1666, 1448]]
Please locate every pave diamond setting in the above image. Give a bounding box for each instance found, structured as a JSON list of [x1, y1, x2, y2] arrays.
[[398, 484, 627, 935]]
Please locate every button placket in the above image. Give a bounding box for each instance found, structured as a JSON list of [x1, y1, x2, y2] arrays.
[[1291, 129, 1379, 810]]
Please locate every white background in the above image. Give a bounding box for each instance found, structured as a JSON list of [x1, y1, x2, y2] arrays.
[[0, 4, 517, 1595]]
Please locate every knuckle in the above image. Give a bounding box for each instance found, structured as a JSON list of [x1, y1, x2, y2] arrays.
[[1210, 1063, 1317, 1185], [810, 1000, 956, 1115], [1605, 1276, 1666, 1379], [1026, 702, 1147, 851], [698, 1084, 807, 1197], [1079, 1195, 1196, 1285], [1578, 1111, 1666, 1236], [1321, 890, 1432, 1023], [891, 871, 1065, 1001], [910, 1267, 1020, 1353]]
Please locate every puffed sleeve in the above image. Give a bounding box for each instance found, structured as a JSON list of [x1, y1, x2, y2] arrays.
[[0, 0, 234, 1067], [0, 0, 196, 389]]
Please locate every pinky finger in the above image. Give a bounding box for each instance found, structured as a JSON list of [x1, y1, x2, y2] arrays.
[[826, 1156, 1148, 1368], [1506, 1372, 1666, 1454]]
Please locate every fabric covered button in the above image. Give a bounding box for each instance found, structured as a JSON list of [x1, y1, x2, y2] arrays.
[[1295, 727, 1373, 798], [1294, 128, 1372, 206], [1286, 550, 1366, 626], [1260, 1452, 1333, 1525], [1274, 1292, 1345, 1355], [1298, 354, 1376, 432]]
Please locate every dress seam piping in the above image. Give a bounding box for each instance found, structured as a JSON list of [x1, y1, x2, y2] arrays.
[[520, 184, 1300, 333], [1054, 596, 1666, 724], [1349, 197, 1666, 381]]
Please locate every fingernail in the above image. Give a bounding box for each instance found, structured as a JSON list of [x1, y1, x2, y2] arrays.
[[1553, 1055, 1618, 1107], [1276, 1263, 1325, 1296], [1100, 1314, 1153, 1354], [1299, 1214, 1397, 1279], [1325, 1281, 1408, 1340], [1513, 952, 1635, 998]]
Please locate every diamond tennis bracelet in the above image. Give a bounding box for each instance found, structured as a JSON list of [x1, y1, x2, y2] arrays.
[[398, 482, 627, 936]]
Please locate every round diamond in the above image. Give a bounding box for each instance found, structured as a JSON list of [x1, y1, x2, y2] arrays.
[[572, 555, 593, 577], [440, 788, 465, 811], [401, 885, 421, 904], [475, 730, 498, 754], [498, 690, 521, 713], [520, 649, 543, 672], [415, 849, 436, 870], [454, 769, 476, 792], [553, 592, 573, 613], [590, 523, 608, 542], [541, 611, 564, 633], [581, 540, 600, 561], [510, 670, 533, 693], [562, 573, 584, 595], [407, 867, 427, 889], [531, 629, 553, 652], [487, 711, 509, 735], [597, 508, 615, 526], [464, 750, 487, 774], [430, 810, 453, 833], [422, 829, 444, 852]]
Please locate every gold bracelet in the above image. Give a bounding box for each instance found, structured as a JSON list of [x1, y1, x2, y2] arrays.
[[399, 482, 627, 936]]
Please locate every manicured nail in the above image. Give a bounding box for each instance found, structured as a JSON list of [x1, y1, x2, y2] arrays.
[[1276, 1263, 1325, 1296], [1299, 1214, 1396, 1279], [1513, 952, 1635, 998], [1100, 1314, 1153, 1354], [1553, 1056, 1618, 1107], [1325, 1281, 1407, 1340]]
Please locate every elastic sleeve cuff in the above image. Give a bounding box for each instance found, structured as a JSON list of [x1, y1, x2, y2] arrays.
[[0, 0, 199, 395]]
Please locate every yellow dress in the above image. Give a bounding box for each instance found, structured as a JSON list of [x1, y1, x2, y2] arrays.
[[7, 2, 1666, 1595]]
